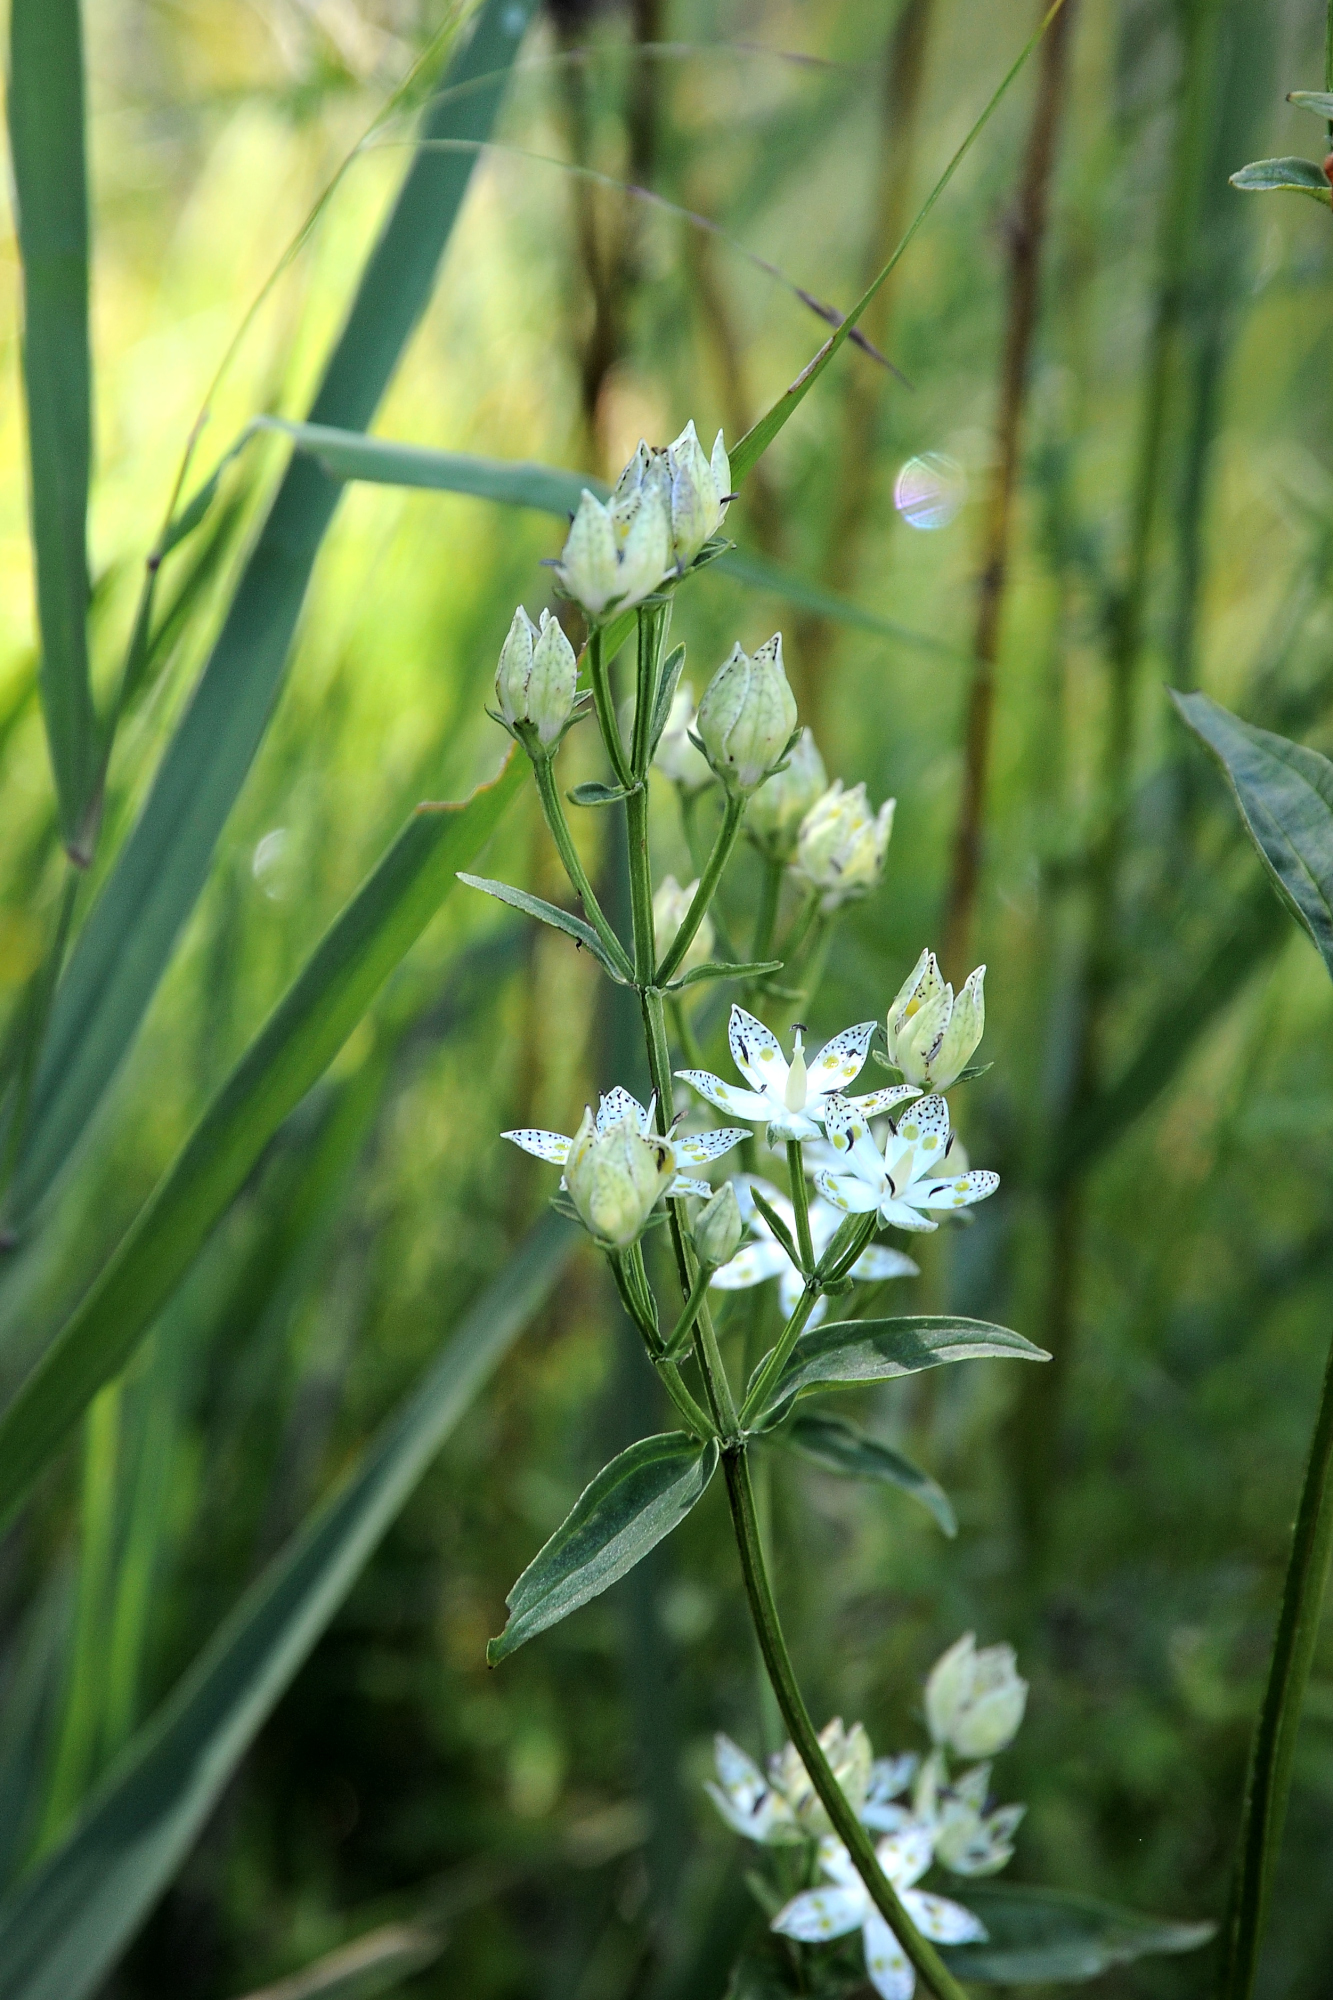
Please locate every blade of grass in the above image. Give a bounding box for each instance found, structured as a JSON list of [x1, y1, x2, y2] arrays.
[[0, 1214, 576, 2000], [6, 0, 98, 859], [0, 753, 523, 1527], [8, 0, 537, 1226]]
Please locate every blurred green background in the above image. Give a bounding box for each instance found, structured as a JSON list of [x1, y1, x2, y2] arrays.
[[3, 0, 1333, 1992]]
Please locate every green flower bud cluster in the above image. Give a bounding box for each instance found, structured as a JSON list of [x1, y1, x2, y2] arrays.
[[924, 1632, 1027, 1759], [792, 779, 895, 911], [564, 1103, 675, 1250], [493, 605, 579, 748], [695, 634, 799, 794], [885, 949, 986, 1089], [554, 422, 731, 620]]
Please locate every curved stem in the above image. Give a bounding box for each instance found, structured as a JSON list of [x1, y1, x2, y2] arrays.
[[529, 753, 635, 981], [1220, 1328, 1333, 2000], [656, 793, 745, 985], [722, 1450, 970, 2000]]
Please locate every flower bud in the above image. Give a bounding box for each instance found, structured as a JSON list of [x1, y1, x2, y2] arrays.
[[792, 780, 894, 911], [564, 1105, 675, 1250], [925, 1633, 1028, 1760], [886, 951, 985, 1089], [494, 605, 578, 748], [555, 450, 672, 619], [653, 874, 713, 976], [745, 726, 827, 857], [653, 682, 715, 791], [769, 1718, 872, 1832], [666, 420, 731, 567], [695, 1181, 742, 1267], [696, 634, 798, 794]]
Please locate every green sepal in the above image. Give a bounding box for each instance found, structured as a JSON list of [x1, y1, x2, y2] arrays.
[[1229, 156, 1332, 203], [664, 958, 783, 993], [457, 873, 631, 984], [487, 1432, 719, 1662], [647, 642, 687, 763], [778, 1410, 956, 1535]]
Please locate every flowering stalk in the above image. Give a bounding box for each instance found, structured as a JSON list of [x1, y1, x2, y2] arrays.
[[786, 1140, 815, 1272], [586, 625, 633, 789], [527, 752, 635, 982], [722, 1448, 972, 2000]]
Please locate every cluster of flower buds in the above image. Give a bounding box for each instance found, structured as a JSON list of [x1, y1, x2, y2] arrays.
[[652, 874, 713, 976], [793, 778, 896, 911], [694, 634, 799, 794], [924, 1631, 1027, 1759], [554, 422, 731, 620], [492, 605, 579, 749], [885, 949, 986, 1089]]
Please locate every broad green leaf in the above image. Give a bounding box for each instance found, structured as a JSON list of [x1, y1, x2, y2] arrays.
[[10, 0, 537, 1223], [0, 1214, 575, 2000], [457, 871, 630, 983], [488, 1432, 719, 1664], [761, 1316, 1049, 1415], [7, 0, 97, 855], [266, 422, 945, 649], [666, 959, 782, 991], [1172, 691, 1333, 975], [1288, 91, 1333, 118], [941, 1882, 1214, 1982], [0, 755, 524, 1526], [230, 1920, 443, 2000], [780, 1410, 957, 1535], [1228, 156, 1332, 202]]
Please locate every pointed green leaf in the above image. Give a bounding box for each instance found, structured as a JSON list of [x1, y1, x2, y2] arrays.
[[746, 1189, 801, 1271], [9, 0, 538, 1222], [665, 959, 782, 992], [1288, 91, 1333, 119], [488, 1432, 718, 1664], [780, 1411, 956, 1535], [457, 872, 630, 983], [648, 643, 688, 761], [762, 1315, 1048, 1415], [0, 755, 524, 1526], [7, 0, 97, 855], [940, 1883, 1213, 1982], [1229, 156, 1332, 202], [566, 780, 637, 808], [1172, 690, 1333, 977], [0, 1215, 574, 2000]]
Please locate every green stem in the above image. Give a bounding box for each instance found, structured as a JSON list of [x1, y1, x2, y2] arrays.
[[722, 1451, 971, 2000], [631, 602, 669, 778], [529, 752, 635, 983], [1219, 1327, 1333, 2000], [786, 1141, 815, 1273], [587, 624, 633, 789], [656, 794, 746, 985], [665, 1263, 714, 1357], [740, 1284, 821, 1427]]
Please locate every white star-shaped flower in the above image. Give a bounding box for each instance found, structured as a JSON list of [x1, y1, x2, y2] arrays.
[[709, 1176, 918, 1326], [504, 1086, 746, 1198], [814, 1093, 998, 1234], [703, 1734, 804, 1846], [678, 1005, 917, 1143], [772, 1826, 986, 2000]]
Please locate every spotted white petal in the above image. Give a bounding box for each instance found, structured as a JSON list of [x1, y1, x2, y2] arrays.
[[710, 1241, 789, 1289], [877, 1823, 934, 1892], [893, 1092, 951, 1149], [729, 1005, 788, 1096], [816, 1835, 860, 1885], [912, 1170, 1000, 1210], [597, 1086, 650, 1134], [674, 1126, 750, 1163], [847, 1084, 922, 1117], [770, 1884, 865, 1943], [822, 1092, 871, 1158], [815, 1170, 880, 1215], [670, 1173, 714, 1198], [502, 1127, 573, 1164], [807, 1021, 876, 1095], [861, 1910, 914, 2000], [879, 1197, 939, 1233], [861, 1799, 915, 1834], [866, 1753, 919, 1804], [713, 1734, 768, 1808], [901, 1889, 987, 1945], [852, 1246, 920, 1281], [676, 1068, 771, 1122]]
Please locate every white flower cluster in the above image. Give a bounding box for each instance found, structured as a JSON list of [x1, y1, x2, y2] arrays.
[[707, 1635, 1029, 2000]]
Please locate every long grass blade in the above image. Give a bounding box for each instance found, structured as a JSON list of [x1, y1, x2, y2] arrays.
[[6, 0, 98, 858], [0, 753, 524, 1526], [9, 0, 537, 1224], [0, 1214, 575, 2000]]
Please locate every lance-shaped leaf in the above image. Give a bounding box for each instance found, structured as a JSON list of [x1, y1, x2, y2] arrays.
[[665, 959, 782, 992], [940, 1883, 1213, 1982], [0, 1215, 574, 2000], [9, 0, 537, 1224], [488, 1433, 718, 1664], [7, 0, 98, 855], [0, 755, 524, 1527], [457, 873, 631, 983], [758, 1316, 1048, 1418], [1229, 157, 1332, 203], [779, 1410, 956, 1535], [1172, 691, 1333, 978]]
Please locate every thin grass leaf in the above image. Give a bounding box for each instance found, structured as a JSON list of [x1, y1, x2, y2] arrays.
[[7, 0, 97, 856], [780, 1410, 956, 1534], [488, 1433, 719, 1664], [228, 1921, 444, 2000], [9, 0, 537, 1224], [0, 755, 524, 1527], [457, 872, 630, 982], [941, 1883, 1213, 1981], [0, 1214, 574, 2000]]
